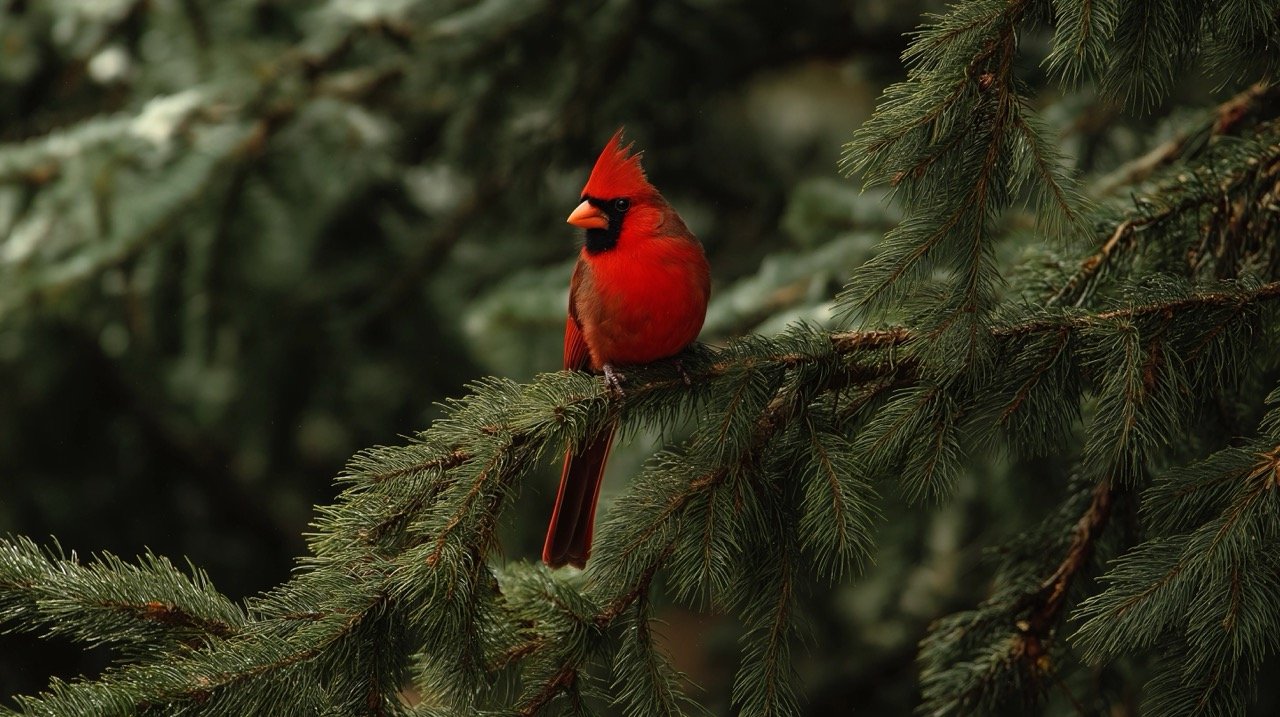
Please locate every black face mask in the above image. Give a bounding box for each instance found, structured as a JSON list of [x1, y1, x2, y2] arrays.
[[582, 196, 631, 253]]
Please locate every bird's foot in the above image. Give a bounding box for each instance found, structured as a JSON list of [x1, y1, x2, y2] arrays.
[[602, 363, 627, 398], [674, 358, 692, 387]]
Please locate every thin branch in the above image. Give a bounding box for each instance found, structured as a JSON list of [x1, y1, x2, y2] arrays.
[[1053, 83, 1280, 307], [104, 599, 239, 640], [1010, 479, 1117, 680], [837, 279, 1280, 356], [1092, 81, 1280, 197], [1049, 219, 1136, 307], [362, 449, 470, 484], [1029, 479, 1115, 633], [1000, 326, 1071, 421], [517, 668, 578, 717]]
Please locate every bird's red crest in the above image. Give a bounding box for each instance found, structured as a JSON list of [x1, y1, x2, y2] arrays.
[[582, 129, 654, 199]]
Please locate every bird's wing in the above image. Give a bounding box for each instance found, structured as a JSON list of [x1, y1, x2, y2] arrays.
[[564, 260, 592, 371]]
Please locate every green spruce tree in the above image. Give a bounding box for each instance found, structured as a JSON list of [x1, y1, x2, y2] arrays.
[[3, 0, 1280, 715]]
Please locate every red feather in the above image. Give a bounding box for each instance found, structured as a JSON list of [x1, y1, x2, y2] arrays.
[[581, 128, 654, 200]]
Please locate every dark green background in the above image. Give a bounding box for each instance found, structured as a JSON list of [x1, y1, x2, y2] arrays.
[[0, 1, 1266, 713]]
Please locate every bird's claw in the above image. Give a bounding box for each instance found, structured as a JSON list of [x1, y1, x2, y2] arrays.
[[603, 363, 626, 398]]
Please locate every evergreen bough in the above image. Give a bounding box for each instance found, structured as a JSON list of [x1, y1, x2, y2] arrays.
[[3, 0, 1280, 714]]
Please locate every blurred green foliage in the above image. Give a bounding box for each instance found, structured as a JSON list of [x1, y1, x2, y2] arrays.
[[3, 0, 1278, 714]]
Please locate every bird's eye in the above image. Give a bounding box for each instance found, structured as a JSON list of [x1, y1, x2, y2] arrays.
[[613, 198, 630, 212]]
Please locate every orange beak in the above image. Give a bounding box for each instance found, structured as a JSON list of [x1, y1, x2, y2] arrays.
[[566, 200, 608, 230]]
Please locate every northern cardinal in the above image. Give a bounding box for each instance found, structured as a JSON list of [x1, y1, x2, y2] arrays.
[[542, 130, 711, 569]]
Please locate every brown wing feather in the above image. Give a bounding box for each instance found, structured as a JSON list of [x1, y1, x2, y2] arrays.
[[564, 317, 590, 372], [564, 260, 592, 370]]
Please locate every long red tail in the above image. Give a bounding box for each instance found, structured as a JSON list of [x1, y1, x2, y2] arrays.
[[542, 425, 616, 568]]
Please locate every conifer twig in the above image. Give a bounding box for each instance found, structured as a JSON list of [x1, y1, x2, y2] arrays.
[[1055, 85, 1280, 307], [835, 279, 1280, 358], [105, 599, 240, 640], [1023, 479, 1115, 642], [1092, 81, 1280, 197]]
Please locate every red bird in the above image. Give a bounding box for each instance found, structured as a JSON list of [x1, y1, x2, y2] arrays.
[[542, 131, 711, 569]]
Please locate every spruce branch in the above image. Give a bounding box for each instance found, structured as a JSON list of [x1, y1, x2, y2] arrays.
[[837, 279, 1280, 353], [731, 542, 799, 717], [1053, 105, 1280, 308], [2, 587, 358, 715], [797, 418, 878, 578], [840, 0, 1091, 358], [1073, 439, 1280, 714], [0, 538, 244, 655], [496, 272, 1269, 711], [600, 387, 801, 638], [1045, 0, 1118, 84], [518, 365, 830, 714], [611, 587, 696, 717], [1048, 217, 1137, 308], [915, 271, 1277, 714], [918, 477, 1120, 716], [998, 326, 1072, 423], [1018, 478, 1115, 662], [1101, 0, 1204, 110], [1091, 81, 1280, 197]]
